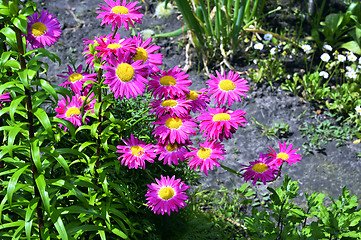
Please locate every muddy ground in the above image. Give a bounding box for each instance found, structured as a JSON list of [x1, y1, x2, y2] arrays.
[[30, 0, 361, 207]]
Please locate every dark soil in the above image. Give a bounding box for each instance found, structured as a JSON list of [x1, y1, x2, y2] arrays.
[[31, 0, 361, 207]]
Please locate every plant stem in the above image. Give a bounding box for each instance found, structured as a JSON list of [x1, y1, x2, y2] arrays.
[[14, 26, 44, 238], [276, 197, 287, 240], [95, 68, 103, 177]]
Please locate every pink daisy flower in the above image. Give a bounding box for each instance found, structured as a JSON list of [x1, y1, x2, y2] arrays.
[[58, 65, 97, 94], [186, 140, 226, 176], [26, 9, 61, 49], [240, 153, 279, 185], [116, 134, 156, 169], [186, 88, 210, 113], [132, 34, 163, 75], [0, 92, 11, 109], [101, 50, 148, 99], [55, 95, 91, 131], [149, 66, 192, 98], [156, 142, 190, 166], [149, 97, 192, 118], [197, 106, 247, 141], [207, 70, 249, 107], [267, 142, 302, 167], [95, 34, 135, 63], [96, 0, 143, 31], [153, 115, 197, 145], [145, 175, 189, 216], [83, 35, 106, 69]]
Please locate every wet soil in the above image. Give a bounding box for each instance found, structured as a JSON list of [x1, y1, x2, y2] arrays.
[[31, 0, 361, 207]]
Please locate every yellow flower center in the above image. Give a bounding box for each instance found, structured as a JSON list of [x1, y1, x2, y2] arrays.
[[277, 152, 289, 160], [31, 22, 47, 36], [68, 73, 83, 83], [130, 145, 144, 157], [219, 80, 235, 91], [165, 117, 182, 129], [197, 147, 212, 159], [252, 163, 268, 173], [65, 107, 80, 118], [133, 47, 148, 64], [166, 143, 178, 152], [186, 91, 198, 100], [212, 113, 231, 121], [161, 99, 178, 107], [159, 76, 176, 86], [116, 63, 135, 82], [158, 186, 175, 200], [107, 43, 122, 49], [111, 6, 129, 15]]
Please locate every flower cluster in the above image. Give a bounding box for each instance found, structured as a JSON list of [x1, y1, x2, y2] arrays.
[[240, 142, 302, 185]]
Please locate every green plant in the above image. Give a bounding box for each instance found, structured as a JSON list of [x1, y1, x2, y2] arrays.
[[251, 116, 290, 140], [249, 55, 286, 87], [243, 175, 361, 239], [299, 114, 356, 154]]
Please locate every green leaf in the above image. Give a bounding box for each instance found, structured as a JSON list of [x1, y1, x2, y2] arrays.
[[340, 41, 361, 55], [30, 138, 42, 172], [0, 4, 10, 16], [40, 79, 58, 102], [35, 174, 50, 213], [33, 107, 54, 139], [50, 149, 70, 175], [25, 198, 38, 240], [9, 95, 26, 120], [4, 60, 21, 69], [13, 15, 28, 35], [7, 164, 29, 206], [52, 212, 68, 240], [8, 124, 23, 156]]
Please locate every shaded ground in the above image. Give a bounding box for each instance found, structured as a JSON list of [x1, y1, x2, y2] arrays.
[[31, 0, 361, 206]]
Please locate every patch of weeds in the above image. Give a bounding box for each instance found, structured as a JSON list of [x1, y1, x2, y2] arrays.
[[193, 181, 256, 239], [299, 114, 356, 155], [251, 116, 290, 139]]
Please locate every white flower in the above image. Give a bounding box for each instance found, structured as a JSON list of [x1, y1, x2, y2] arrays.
[[140, 29, 155, 40], [358, 57, 361, 65], [348, 54, 357, 62], [286, 74, 291, 79], [155, 1, 174, 19], [346, 70, 357, 79], [320, 53, 330, 62], [254, 43, 264, 50], [338, 54, 346, 62], [301, 44, 312, 53], [270, 47, 277, 55], [264, 33, 273, 41], [346, 66, 353, 72], [356, 106, 361, 115], [319, 71, 329, 79], [323, 44, 332, 51]]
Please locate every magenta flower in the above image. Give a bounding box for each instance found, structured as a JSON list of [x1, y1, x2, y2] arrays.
[[186, 89, 210, 113], [186, 140, 226, 176], [132, 34, 163, 75], [149, 97, 192, 118], [95, 34, 135, 63], [26, 9, 61, 49], [267, 142, 302, 167], [197, 106, 247, 141], [58, 65, 97, 94], [145, 175, 189, 216], [156, 142, 190, 166], [101, 50, 148, 100], [240, 153, 279, 185], [116, 134, 156, 169], [0, 92, 11, 109], [55, 95, 91, 131], [207, 70, 249, 107], [97, 0, 143, 31], [149, 66, 192, 98], [153, 115, 197, 145]]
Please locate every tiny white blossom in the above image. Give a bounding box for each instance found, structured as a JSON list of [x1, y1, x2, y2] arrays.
[[320, 53, 330, 62], [346, 70, 357, 79], [338, 54, 346, 62], [155, 1, 174, 19], [140, 29, 155, 40], [264, 33, 273, 41], [356, 106, 361, 115], [270, 47, 277, 55], [323, 44, 332, 51], [346, 66, 353, 72], [319, 71, 329, 79], [348, 54, 357, 62], [301, 44, 312, 53], [254, 43, 264, 50], [286, 74, 291, 79]]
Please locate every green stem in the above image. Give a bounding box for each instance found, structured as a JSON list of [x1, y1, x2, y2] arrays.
[[14, 26, 44, 238], [95, 69, 103, 176]]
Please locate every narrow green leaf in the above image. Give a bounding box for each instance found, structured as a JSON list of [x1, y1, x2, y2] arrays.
[[40, 79, 58, 102], [9, 95, 26, 120], [7, 164, 29, 206], [50, 149, 70, 175], [4, 60, 21, 69], [30, 138, 42, 172], [13, 15, 28, 35], [52, 212, 68, 240], [8, 124, 22, 157], [35, 174, 50, 213], [33, 108, 54, 139], [25, 198, 38, 240]]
